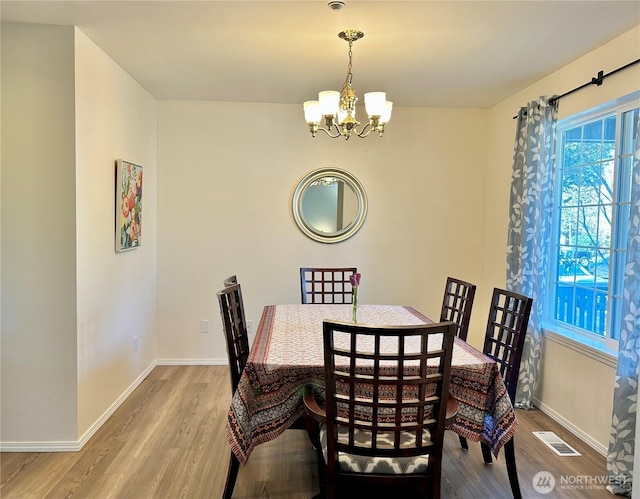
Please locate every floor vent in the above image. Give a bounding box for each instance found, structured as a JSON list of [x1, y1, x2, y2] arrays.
[[533, 431, 582, 456]]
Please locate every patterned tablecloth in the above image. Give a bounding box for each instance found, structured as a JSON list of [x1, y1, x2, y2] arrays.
[[226, 304, 518, 465]]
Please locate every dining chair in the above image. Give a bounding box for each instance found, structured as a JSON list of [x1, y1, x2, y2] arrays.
[[304, 319, 456, 499], [459, 287, 532, 499], [300, 267, 357, 304], [217, 280, 317, 498], [217, 283, 250, 499], [439, 276, 476, 341], [223, 275, 238, 287]]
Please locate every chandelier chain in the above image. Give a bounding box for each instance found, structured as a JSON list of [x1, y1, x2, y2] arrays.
[[346, 39, 354, 85]]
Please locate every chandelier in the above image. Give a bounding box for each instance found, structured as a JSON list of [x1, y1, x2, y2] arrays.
[[303, 30, 392, 140]]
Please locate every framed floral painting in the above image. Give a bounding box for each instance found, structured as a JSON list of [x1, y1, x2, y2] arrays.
[[116, 159, 143, 252]]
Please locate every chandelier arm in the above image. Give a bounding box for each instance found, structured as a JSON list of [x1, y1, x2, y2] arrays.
[[355, 123, 375, 138], [316, 126, 343, 139], [332, 122, 344, 136]]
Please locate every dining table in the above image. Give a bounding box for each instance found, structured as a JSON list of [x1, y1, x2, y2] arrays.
[[225, 303, 518, 466]]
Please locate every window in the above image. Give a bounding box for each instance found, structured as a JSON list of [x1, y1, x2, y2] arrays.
[[546, 94, 638, 350]]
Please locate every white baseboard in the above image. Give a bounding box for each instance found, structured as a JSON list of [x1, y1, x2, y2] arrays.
[[155, 358, 228, 366], [0, 440, 82, 452], [0, 360, 157, 453], [77, 361, 158, 449], [533, 397, 608, 457]]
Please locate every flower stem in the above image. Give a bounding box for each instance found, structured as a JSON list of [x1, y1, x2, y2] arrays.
[[352, 287, 358, 323]]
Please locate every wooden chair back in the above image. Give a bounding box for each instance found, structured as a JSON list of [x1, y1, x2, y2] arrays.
[[223, 275, 238, 287], [482, 288, 533, 403], [439, 276, 477, 341], [217, 283, 250, 393], [300, 267, 357, 304], [321, 319, 456, 498]]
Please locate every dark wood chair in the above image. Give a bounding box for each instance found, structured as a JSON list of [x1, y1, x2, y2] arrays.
[[304, 319, 456, 499], [217, 283, 250, 499], [439, 276, 476, 341], [300, 267, 357, 304], [217, 281, 317, 498], [459, 287, 532, 499], [223, 275, 238, 287], [440, 277, 477, 452]]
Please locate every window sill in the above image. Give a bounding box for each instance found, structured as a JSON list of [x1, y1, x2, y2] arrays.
[[541, 325, 617, 369]]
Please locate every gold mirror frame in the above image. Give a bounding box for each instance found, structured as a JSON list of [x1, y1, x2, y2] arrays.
[[292, 168, 368, 244]]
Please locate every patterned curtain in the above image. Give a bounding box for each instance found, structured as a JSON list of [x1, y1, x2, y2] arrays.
[[505, 96, 558, 409], [607, 113, 640, 497]]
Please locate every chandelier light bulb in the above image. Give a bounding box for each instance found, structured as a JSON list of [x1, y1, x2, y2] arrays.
[[380, 101, 393, 124], [318, 91, 340, 116], [364, 92, 386, 117], [303, 101, 322, 124]]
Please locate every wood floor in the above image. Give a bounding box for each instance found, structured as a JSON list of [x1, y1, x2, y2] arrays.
[[1, 366, 613, 498]]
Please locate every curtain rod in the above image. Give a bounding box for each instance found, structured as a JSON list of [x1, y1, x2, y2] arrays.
[[513, 58, 640, 119]]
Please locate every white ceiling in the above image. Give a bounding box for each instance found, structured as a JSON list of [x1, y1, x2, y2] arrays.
[[2, 1, 639, 108]]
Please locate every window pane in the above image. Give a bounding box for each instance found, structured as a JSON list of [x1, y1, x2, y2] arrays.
[[582, 141, 602, 164], [555, 282, 575, 324], [552, 114, 615, 337], [550, 99, 638, 343], [576, 205, 598, 246], [559, 207, 578, 250], [604, 115, 616, 141], [563, 130, 582, 167], [603, 115, 616, 160], [583, 120, 602, 141], [610, 107, 640, 340], [599, 161, 614, 204], [592, 250, 610, 280], [561, 165, 580, 205], [553, 281, 607, 336]]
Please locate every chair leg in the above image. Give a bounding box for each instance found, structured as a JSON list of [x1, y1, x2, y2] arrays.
[[432, 462, 442, 499], [458, 435, 468, 451], [311, 440, 326, 499], [305, 416, 320, 449], [318, 449, 327, 498], [325, 480, 335, 499], [223, 452, 240, 499], [505, 437, 522, 499], [481, 442, 493, 464]]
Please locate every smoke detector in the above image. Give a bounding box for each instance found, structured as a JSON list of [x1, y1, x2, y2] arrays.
[[328, 1, 345, 11]]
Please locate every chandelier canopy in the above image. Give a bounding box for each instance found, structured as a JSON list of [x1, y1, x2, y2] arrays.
[[303, 30, 392, 140]]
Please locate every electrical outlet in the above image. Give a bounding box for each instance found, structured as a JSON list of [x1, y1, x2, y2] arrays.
[[247, 320, 253, 334], [201, 320, 209, 333], [133, 336, 138, 352]]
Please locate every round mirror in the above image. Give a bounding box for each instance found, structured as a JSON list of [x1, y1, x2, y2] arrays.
[[292, 168, 368, 243]]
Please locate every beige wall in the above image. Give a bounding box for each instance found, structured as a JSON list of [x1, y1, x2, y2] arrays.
[[74, 29, 157, 439], [156, 102, 488, 361], [1, 22, 78, 443], [485, 26, 640, 452], [1, 23, 157, 446]]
